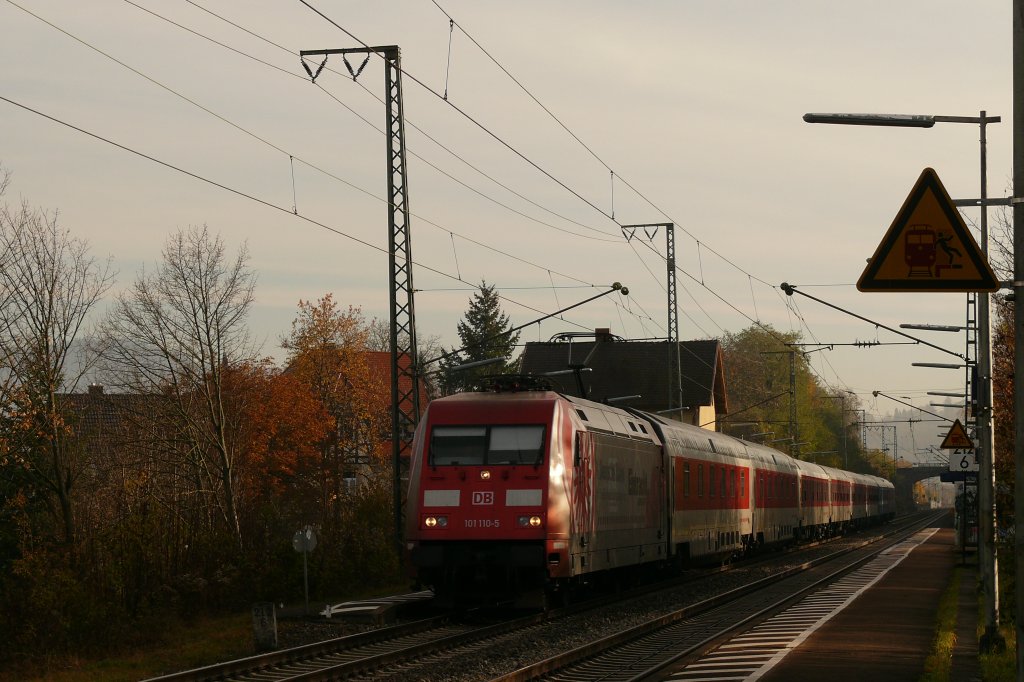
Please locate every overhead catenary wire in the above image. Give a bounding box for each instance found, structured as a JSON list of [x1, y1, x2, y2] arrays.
[[178, 0, 801, 366], [17, 0, 852, 397], [2, 2, 900, 443], [292, 2, 798, 365], [292, 2, 847, 399], [125, 0, 621, 244], [17, 0, 625, 302], [0, 95, 620, 337], [425, 0, 778, 291], [416, 0, 866, 392], [297, 0, 625, 238]]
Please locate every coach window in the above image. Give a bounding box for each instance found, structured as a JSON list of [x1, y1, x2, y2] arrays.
[[721, 468, 727, 498], [683, 462, 691, 497], [710, 466, 716, 498], [697, 463, 704, 497], [740, 470, 746, 497]]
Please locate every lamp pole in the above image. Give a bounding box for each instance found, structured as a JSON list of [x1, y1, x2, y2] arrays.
[[1013, 4, 1024, 674], [805, 110, 1002, 650]]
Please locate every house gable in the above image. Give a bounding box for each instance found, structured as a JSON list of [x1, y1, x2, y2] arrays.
[[519, 338, 727, 428]]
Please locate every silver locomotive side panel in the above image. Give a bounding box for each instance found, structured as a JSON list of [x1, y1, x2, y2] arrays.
[[561, 396, 667, 577]]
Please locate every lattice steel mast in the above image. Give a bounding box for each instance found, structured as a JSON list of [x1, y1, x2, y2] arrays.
[[300, 45, 421, 552], [621, 222, 682, 417]]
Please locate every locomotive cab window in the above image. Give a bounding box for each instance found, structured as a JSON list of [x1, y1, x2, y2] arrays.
[[430, 425, 545, 466], [489, 425, 545, 464]]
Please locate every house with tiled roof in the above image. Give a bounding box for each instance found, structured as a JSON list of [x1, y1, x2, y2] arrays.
[[519, 329, 728, 430], [363, 351, 432, 410], [59, 384, 162, 449]]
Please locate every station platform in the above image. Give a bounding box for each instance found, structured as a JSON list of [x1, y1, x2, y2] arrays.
[[663, 513, 980, 682]]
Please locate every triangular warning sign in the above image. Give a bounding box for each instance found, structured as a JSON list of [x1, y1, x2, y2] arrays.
[[857, 168, 999, 292], [940, 419, 974, 450]]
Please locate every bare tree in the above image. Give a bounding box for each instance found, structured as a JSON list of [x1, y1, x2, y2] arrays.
[[989, 206, 1013, 283], [0, 188, 113, 551], [96, 226, 257, 549]]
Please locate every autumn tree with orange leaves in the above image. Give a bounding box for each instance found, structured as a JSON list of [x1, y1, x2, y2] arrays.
[[220, 359, 329, 521], [282, 295, 389, 532]]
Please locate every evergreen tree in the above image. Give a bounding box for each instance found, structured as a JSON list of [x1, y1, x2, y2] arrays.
[[440, 281, 520, 394]]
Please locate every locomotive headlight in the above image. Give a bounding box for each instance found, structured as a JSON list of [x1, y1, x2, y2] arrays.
[[480, 470, 491, 480], [517, 515, 543, 527], [424, 515, 448, 528]]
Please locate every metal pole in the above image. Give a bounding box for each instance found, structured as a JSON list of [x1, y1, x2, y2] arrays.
[[1013, 3, 1024, 677], [841, 395, 848, 469], [789, 351, 798, 457], [303, 546, 310, 616], [858, 409, 866, 452], [963, 477, 968, 565], [892, 426, 899, 516], [977, 111, 1002, 649], [299, 44, 422, 564], [666, 224, 684, 420]]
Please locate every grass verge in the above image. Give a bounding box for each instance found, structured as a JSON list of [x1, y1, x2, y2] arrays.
[[918, 566, 961, 682], [7, 582, 411, 682], [12, 612, 253, 682]]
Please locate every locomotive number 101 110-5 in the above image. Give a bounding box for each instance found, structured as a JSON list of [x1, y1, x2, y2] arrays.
[[464, 519, 501, 529]]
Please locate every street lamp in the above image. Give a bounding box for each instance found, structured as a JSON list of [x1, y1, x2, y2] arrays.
[[803, 113, 936, 127], [901, 323, 966, 332], [805, 110, 1001, 648]]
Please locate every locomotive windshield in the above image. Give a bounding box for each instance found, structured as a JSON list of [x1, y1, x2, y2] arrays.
[[429, 425, 545, 466]]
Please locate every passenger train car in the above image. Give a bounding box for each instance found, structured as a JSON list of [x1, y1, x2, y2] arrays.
[[405, 385, 895, 605]]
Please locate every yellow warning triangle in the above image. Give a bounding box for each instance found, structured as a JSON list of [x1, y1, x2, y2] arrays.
[[857, 168, 999, 292], [940, 419, 974, 450]]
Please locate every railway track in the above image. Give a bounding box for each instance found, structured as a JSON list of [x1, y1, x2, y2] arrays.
[[141, 610, 541, 682], [143, 512, 939, 682], [490, 510, 946, 681]]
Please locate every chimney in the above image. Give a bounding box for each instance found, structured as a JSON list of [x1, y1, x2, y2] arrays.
[[595, 328, 612, 342], [88, 384, 104, 395]]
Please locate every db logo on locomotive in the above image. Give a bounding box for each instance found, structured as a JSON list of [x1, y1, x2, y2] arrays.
[[472, 491, 494, 505]]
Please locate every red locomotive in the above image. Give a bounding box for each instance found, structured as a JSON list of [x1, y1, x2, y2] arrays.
[[405, 384, 895, 606]]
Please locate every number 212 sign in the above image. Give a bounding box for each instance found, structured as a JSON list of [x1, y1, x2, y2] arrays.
[[949, 449, 979, 473]]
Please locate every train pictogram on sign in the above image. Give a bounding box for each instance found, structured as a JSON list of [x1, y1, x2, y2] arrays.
[[940, 419, 974, 450], [857, 168, 998, 293]]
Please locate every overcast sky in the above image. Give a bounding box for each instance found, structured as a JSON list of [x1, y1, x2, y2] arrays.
[[0, 1, 1014, 461]]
